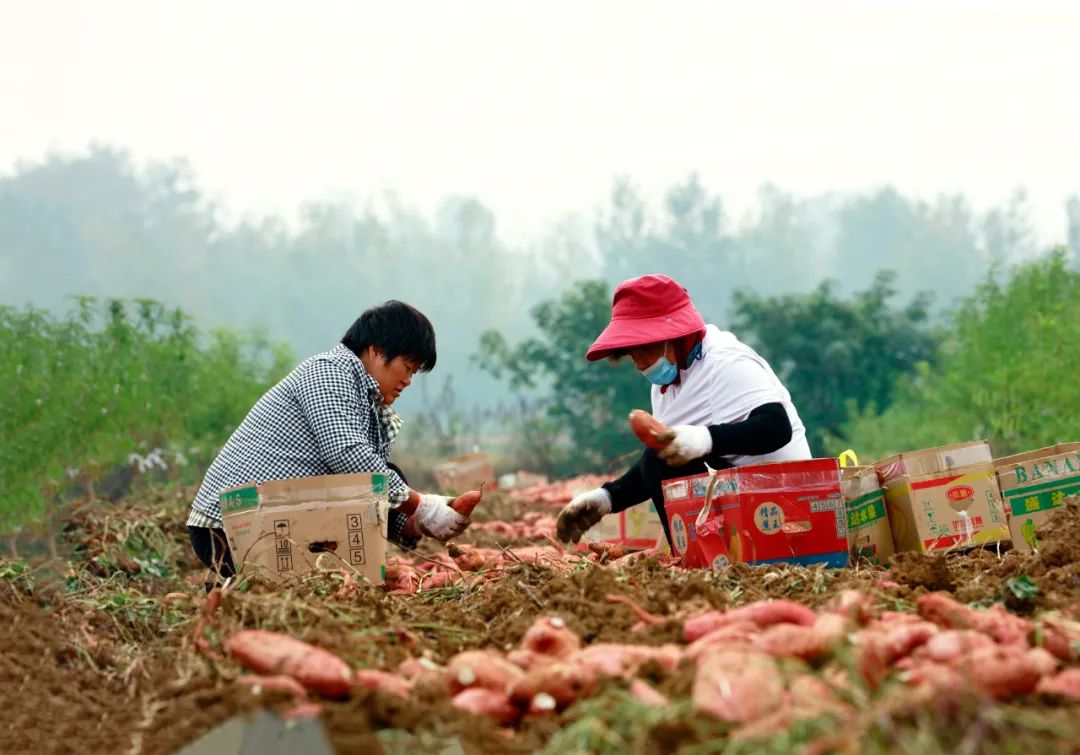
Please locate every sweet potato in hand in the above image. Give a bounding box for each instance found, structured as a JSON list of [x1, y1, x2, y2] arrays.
[[628, 409, 676, 451]]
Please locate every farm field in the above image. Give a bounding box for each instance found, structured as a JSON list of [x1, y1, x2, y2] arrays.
[[2, 479, 1079, 755]]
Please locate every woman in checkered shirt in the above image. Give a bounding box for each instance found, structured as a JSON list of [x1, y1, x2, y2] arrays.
[[186, 301, 472, 588]]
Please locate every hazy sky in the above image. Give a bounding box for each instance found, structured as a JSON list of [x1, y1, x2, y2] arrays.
[[3, 0, 1079, 247]]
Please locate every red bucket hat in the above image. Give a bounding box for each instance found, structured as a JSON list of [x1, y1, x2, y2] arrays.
[[585, 274, 706, 361]]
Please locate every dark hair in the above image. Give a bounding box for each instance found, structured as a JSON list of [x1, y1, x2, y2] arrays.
[[341, 300, 437, 372]]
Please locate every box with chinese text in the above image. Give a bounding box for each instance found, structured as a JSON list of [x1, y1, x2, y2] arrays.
[[662, 459, 848, 570], [994, 443, 1080, 551]]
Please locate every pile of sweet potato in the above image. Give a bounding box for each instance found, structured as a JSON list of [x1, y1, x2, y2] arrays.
[[467, 511, 557, 541], [217, 591, 1080, 736], [506, 475, 612, 507], [382, 542, 676, 594]]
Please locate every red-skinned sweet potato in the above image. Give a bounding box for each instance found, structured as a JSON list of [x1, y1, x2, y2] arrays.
[[447, 650, 524, 695], [520, 616, 581, 659], [452, 688, 521, 726], [628, 409, 676, 451], [224, 630, 352, 698], [353, 669, 411, 699], [450, 482, 485, 517]]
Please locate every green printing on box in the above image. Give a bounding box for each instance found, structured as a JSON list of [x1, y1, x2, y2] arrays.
[[372, 474, 387, 494], [846, 490, 886, 530], [220, 485, 259, 514], [1004, 478, 1080, 516]]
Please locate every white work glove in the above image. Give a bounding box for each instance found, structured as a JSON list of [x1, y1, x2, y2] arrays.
[[414, 494, 470, 542], [556, 488, 612, 544], [658, 425, 713, 466]]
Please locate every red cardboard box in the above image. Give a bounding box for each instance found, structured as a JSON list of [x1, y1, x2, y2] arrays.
[[660, 474, 728, 568], [661, 459, 849, 570]]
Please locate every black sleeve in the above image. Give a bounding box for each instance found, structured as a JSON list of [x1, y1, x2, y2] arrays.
[[602, 451, 652, 514], [705, 402, 793, 461]]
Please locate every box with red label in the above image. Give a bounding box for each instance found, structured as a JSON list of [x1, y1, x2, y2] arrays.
[[661, 459, 849, 570], [881, 464, 1009, 553]]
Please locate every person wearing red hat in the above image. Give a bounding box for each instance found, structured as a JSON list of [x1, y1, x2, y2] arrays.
[[555, 274, 812, 548]]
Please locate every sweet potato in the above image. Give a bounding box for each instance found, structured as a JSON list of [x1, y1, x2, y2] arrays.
[[235, 674, 308, 699], [683, 600, 817, 642], [225, 630, 353, 698], [1026, 647, 1060, 677], [917, 592, 1032, 646], [629, 679, 669, 708], [693, 648, 786, 723], [1036, 668, 1080, 701], [450, 484, 485, 517], [384, 564, 420, 594], [909, 644, 1045, 700], [812, 613, 848, 646], [509, 662, 597, 710], [1039, 615, 1080, 662], [447, 650, 524, 695], [911, 629, 996, 665], [446, 543, 499, 572], [521, 616, 581, 659], [754, 623, 831, 661], [628, 409, 676, 451], [964, 644, 1045, 699], [506, 648, 554, 672], [573, 643, 681, 678], [588, 541, 630, 562], [452, 688, 521, 726], [685, 621, 759, 661], [825, 589, 873, 625], [397, 656, 443, 681], [855, 621, 938, 688], [787, 674, 844, 716], [353, 669, 411, 699], [729, 707, 795, 743]]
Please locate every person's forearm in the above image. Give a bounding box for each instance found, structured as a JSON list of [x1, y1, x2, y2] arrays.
[[397, 489, 420, 517], [706, 402, 792, 459], [603, 450, 652, 513]]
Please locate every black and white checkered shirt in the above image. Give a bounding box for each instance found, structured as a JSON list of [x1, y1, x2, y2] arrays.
[[186, 343, 418, 549]]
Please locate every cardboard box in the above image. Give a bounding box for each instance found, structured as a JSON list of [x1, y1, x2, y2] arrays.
[[882, 464, 1008, 554], [660, 473, 727, 568], [662, 459, 849, 570], [874, 440, 994, 485], [220, 473, 390, 585], [433, 452, 498, 494], [994, 443, 1080, 551], [842, 466, 895, 565], [584, 501, 667, 549]]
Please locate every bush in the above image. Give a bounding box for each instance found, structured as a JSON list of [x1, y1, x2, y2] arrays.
[[0, 297, 292, 531]]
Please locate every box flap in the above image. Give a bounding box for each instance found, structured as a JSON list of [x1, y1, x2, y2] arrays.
[[875, 440, 992, 483], [257, 473, 388, 507]]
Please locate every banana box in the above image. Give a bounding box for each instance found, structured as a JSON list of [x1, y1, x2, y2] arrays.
[[994, 443, 1080, 552]]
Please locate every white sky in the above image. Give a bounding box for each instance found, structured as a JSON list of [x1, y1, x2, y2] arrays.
[[2, 0, 1079, 246]]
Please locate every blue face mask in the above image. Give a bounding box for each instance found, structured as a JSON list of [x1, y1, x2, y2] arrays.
[[641, 354, 678, 386], [640, 341, 703, 386]]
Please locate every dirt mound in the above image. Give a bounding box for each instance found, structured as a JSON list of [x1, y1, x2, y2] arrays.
[[0, 597, 138, 753], [885, 498, 1080, 612]]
